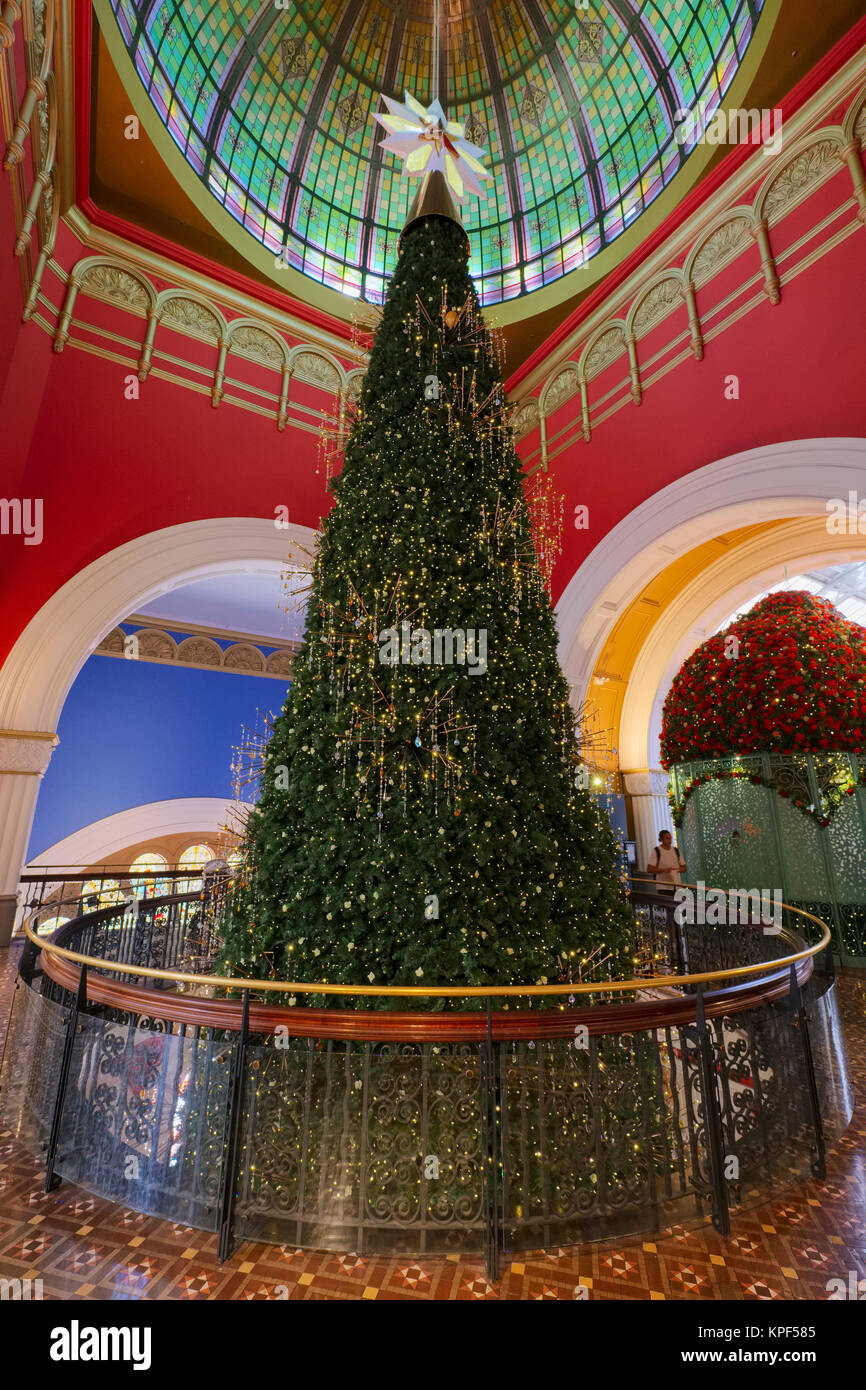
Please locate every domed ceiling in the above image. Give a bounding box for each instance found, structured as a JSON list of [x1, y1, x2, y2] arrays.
[[108, 0, 768, 309]]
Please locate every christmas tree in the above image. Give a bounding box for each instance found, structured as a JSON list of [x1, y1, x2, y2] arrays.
[[222, 160, 633, 1005]]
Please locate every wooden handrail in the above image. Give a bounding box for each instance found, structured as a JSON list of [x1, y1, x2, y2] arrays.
[[40, 947, 813, 1041]]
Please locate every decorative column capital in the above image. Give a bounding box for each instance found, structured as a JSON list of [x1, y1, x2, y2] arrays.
[[622, 768, 669, 797], [0, 731, 58, 776]]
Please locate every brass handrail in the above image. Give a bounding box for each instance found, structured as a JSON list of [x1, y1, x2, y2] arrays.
[[23, 889, 832, 1000]]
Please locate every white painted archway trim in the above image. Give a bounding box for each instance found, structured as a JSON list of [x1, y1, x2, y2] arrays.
[[0, 517, 318, 733], [620, 521, 866, 770], [555, 438, 866, 702], [27, 797, 248, 871]]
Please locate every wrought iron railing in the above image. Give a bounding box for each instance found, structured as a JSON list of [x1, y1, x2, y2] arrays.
[[0, 885, 851, 1282], [13, 867, 209, 940]]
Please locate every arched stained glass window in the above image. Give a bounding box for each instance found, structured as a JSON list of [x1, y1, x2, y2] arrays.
[[177, 843, 214, 893], [178, 843, 215, 869], [36, 914, 71, 939], [81, 879, 126, 909], [130, 852, 170, 899]]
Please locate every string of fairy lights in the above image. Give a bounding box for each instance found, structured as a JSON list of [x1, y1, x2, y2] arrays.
[[219, 215, 635, 998]]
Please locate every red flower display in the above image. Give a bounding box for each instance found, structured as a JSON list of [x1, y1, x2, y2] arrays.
[[660, 591, 866, 768]]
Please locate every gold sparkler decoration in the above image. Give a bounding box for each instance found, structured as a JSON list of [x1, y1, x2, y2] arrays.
[[525, 471, 565, 597]]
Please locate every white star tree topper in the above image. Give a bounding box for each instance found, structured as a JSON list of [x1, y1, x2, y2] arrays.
[[374, 91, 492, 201]]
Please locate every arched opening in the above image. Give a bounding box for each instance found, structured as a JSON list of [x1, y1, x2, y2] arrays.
[[551, 439, 866, 865], [0, 518, 317, 940]]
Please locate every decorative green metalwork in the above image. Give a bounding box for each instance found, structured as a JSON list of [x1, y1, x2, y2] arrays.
[[107, 0, 767, 306], [673, 755, 866, 964]]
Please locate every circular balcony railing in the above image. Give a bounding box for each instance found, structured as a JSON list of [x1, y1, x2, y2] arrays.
[[0, 881, 852, 1282]]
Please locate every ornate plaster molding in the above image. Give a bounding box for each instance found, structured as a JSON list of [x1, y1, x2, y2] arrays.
[[0, 731, 58, 774], [518, 56, 866, 422]]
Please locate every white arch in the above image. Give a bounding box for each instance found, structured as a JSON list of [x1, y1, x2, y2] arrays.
[[683, 206, 755, 286], [555, 438, 866, 709], [579, 318, 628, 381], [0, 516, 317, 734], [754, 127, 846, 222], [287, 342, 347, 389], [624, 270, 685, 338], [27, 797, 248, 872], [0, 518, 317, 932], [622, 520, 866, 772]]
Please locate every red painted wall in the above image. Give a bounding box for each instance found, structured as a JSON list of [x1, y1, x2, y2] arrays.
[[2, 185, 866, 672], [3, 13, 866, 676], [540, 227, 866, 606], [0, 331, 332, 664]]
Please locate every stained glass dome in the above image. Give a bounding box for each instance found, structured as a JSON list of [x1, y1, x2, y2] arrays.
[[107, 0, 767, 307]]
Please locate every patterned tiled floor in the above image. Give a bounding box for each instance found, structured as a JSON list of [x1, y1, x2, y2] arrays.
[[0, 942, 863, 1301]]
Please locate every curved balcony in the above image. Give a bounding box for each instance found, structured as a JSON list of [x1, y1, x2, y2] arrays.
[[0, 882, 852, 1280]]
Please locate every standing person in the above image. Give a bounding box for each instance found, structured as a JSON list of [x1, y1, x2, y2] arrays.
[[646, 830, 686, 894]]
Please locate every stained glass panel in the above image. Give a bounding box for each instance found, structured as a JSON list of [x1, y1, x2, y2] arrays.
[[107, 1, 767, 306]]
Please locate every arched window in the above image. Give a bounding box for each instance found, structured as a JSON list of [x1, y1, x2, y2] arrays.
[[178, 843, 214, 870], [81, 878, 126, 910], [177, 843, 214, 893], [36, 914, 71, 938], [130, 852, 169, 900]]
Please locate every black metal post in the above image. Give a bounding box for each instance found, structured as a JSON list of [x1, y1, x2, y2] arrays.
[[18, 933, 41, 987], [217, 990, 250, 1264], [672, 898, 689, 977], [788, 964, 827, 1180], [481, 997, 501, 1285], [695, 985, 731, 1236], [44, 965, 88, 1193]]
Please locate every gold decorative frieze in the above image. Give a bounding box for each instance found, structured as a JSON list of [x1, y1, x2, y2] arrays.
[[161, 295, 222, 342], [230, 322, 286, 368], [80, 261, 152, 312], [517, 74, 866, 467], [761, 137, 841, 221], [511, 398, 539, 440], [345, 369, 364, 400], [689, 216, 752, 286], [96, 623, 299, 682], [3, 2, 866, 467], [584, 325, 626, 381], [175, 636, 221, 667], [543, 365, 579, 414], [293, 349, 342, 391], [222, 642, 265, 673], [630, 276, 681, 337]]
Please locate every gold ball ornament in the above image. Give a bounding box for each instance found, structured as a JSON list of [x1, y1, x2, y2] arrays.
[[444, 308, 459, 330]]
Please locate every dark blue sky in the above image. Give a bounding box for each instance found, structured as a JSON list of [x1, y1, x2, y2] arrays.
[[29, 656, 287, 859]]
